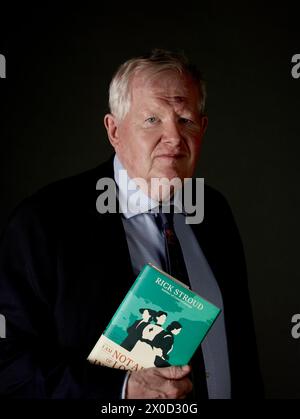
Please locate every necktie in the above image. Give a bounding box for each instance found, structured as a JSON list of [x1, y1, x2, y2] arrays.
[[155, 205, 209, 400]]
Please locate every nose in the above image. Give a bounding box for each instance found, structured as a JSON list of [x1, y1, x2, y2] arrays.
[[162, 119, 183, 146]]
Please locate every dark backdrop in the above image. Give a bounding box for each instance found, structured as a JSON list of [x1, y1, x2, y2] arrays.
[[1, 3, 299, 398]]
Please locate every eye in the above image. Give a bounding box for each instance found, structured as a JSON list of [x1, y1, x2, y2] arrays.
[[179, 117, 193, 124], [145, 116, 158, 124]]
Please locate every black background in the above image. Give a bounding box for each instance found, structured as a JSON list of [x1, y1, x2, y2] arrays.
[[0, 2, 299, 399]]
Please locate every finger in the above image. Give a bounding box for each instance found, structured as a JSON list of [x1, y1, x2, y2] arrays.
[[163, 376, 193, 399], [155, 364, 191, 380], [127, 369, 192, 399]]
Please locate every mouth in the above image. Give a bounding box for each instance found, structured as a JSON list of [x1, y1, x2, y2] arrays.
[[155, 154, 184, 159]]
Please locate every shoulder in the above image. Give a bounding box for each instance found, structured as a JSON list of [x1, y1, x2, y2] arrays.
[[191, 183, 245, 255], [202, 183, 239, 228], [204, 183, 233, 214], [1, 157, 115, 238], [29, 156, 114, 211]]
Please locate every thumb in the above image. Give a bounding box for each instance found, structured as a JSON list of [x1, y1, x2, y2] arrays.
[[157, 364, 191, 380]]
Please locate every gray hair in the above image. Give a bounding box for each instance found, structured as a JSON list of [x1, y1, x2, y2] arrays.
[[108, 49, 207, 120]]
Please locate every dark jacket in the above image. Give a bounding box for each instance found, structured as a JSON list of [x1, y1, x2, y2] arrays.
[[0, 156, 264, 399], [121, 320, 149, 351]]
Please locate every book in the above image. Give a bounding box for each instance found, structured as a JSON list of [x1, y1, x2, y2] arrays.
[[87, 263, 221, 371]]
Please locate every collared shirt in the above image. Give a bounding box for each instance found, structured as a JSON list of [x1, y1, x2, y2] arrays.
[[114, 155, 231, 399]]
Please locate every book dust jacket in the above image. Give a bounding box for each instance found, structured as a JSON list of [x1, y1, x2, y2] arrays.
[[87, 263, 221, 371]]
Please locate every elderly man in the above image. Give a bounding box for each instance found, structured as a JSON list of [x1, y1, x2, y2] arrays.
[[0, 50, 263, 399]]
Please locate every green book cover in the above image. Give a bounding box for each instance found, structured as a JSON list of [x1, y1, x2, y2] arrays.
[[87, 263, 221, 371]]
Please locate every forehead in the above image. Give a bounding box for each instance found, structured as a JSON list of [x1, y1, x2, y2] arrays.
[[130, 70, 199, 106]]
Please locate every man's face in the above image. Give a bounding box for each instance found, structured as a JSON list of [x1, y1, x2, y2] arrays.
[[105, 70, 208, 200]]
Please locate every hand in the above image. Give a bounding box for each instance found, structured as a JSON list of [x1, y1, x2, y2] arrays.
[[126, 365, 192, 399]]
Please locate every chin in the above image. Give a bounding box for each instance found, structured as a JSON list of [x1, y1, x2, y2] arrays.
[[153, 159, 192, 181], [158, 170, 186, 182], [152, 165, 180, 179]]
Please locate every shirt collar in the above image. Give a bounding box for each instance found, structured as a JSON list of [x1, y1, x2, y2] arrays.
[[113, 155, 186, 219]]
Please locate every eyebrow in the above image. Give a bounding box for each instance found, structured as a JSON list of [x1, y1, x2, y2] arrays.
[[164, 95, 186, 103], [141, 95, 193, 116]]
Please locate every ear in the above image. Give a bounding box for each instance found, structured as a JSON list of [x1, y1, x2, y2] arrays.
[[104, 114, 120, 149], [200, 115, 208, 134]]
